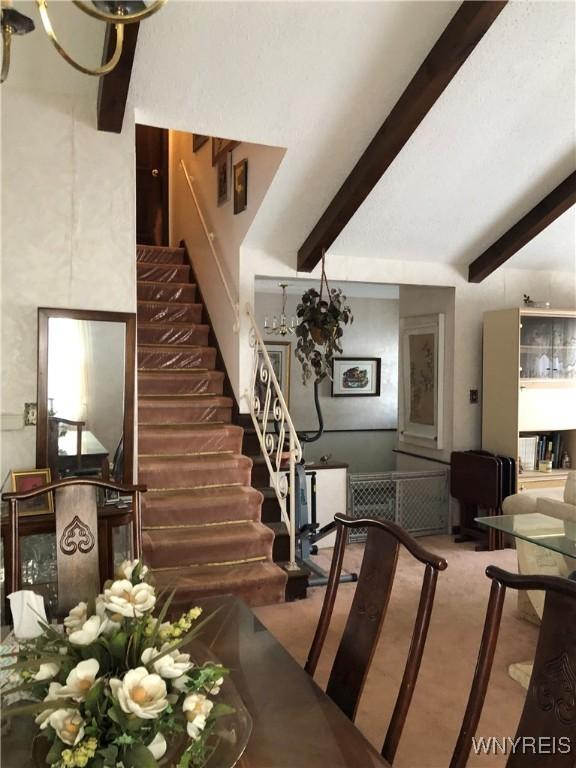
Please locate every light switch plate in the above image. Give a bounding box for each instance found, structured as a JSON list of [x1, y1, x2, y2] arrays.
[[24, 402, 37, 426]]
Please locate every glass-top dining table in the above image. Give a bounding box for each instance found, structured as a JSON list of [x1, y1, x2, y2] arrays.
[[2, 595, 390, 768]]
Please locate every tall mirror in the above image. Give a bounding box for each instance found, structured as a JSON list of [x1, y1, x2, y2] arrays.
[[36, 308, 136, 484]]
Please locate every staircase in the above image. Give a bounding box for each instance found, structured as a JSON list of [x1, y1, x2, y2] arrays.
[[136, 244, 287, 607]]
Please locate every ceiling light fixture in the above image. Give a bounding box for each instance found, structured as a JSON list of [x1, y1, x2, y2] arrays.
[[1, 0, 167, 84], [264, 284, 296, 337]]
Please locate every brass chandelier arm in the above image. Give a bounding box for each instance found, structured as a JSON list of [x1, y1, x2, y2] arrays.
[[1, 27, 12, 85], [37, 0, 124, 76], [72, 0, 168, 24]]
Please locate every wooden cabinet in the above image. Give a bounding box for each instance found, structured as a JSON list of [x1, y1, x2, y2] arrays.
[[482, 308, 576, 493]]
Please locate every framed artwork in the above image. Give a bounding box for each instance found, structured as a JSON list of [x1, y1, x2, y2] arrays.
[[233, 159, 248, 214], [193, 134, 208, 152], [332, 357, 381, 397], [10, 468, 54, 516], [256, 342, 291, 416], [217, 153, 232, 206], [399, 313, 445, 449], [212, 137, 239, 166]]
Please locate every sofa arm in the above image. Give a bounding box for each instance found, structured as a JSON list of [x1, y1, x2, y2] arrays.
[[502, 493, 537, 515]]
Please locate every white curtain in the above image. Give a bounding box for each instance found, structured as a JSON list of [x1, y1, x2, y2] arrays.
[[47, 318, 88, 423]]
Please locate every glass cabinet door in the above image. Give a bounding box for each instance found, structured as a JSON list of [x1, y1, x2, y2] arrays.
[[520, 315, 576, 381]]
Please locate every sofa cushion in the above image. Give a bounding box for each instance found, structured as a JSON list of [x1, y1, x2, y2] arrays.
[[536, 496, 576, 524], [565, 470, 576, 505]]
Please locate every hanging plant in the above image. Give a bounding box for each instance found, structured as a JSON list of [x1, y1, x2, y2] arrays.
[[294, 252, 353, 384]]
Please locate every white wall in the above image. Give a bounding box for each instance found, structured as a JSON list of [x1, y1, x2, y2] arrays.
[[1, 87, 136, 480], [254, 289, 399, 473], [168, 131, 284, 403]]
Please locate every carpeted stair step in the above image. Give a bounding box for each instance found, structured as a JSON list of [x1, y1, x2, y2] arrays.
[[137, 282, 197, 303], [143, 521, 274, 569], [138, 370, 224, 396], [137, 322, 210, 346], [137, 245, 187, 265], [139, 453, 253, 490], [138, 395, 233, 425], [141, 486, 263, 528], [137, 301, 203, 324], [137, 263, 191, 283], [153, 560, 287, 610], [138, 345, 217, 371], [139, 423, 243, 456]]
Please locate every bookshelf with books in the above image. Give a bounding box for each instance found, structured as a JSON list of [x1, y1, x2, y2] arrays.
[[482, 308, 576, 493]]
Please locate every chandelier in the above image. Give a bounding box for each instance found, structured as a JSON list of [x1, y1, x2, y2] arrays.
[[1, 0, 167, 84], [264, 284, 296, 337]]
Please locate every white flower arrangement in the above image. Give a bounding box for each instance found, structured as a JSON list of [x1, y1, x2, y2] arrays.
[[1, 560, 231, 768]]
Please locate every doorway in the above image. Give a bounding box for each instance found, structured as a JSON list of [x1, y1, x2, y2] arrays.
[[135, 124, 169, 246]]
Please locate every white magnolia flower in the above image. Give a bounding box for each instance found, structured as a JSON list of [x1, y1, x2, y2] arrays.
[[35, 682, 63, 726], [33, 662, 60, 681], [109, 667, 168, 720], [183, 693, 213, 740], [44, 708, 85, 746], [102, 580, 156, 618], [95, 595, 122, 635], [63, 602, 88, 634], [68, 615, 106, 646], [116, 559, 149, 582], [209, 676, 224, 696], [147, 732, 167, 760], [141, 644, 193, 679], [57, 659, 99, 702], [171, 675, 190, 693]]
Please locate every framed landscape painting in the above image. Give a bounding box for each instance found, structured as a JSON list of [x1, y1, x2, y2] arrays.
[[399, 313, 445, 449], [332, 357, 381, 397]]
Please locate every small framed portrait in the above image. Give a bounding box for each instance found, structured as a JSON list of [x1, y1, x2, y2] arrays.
[[193, 134, 208, 152], [217, 153, 232, 206], [10, 468, 54, 516], [332, 357, 381, 397], [233, 159, 248, 214], [212, 137, 239, 166]]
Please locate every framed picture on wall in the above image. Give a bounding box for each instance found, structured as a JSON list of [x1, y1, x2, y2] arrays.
[[10, 468, 54, 516], [398, 313, 445, 449], [255, 342, 291, 418], [331, 357, 381, 397], [212, 137, 240, 166], [193, 134, 208, 152], [216, 153, 232, 206], [233, 159, 248, 214]]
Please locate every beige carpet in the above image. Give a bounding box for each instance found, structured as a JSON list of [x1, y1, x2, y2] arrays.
[[254, 536, 538, 768]]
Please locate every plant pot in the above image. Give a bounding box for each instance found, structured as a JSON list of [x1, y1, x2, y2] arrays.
[[310, 325, 325, 345]]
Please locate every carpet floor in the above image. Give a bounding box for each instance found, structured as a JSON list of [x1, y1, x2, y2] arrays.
[[253, 535, 538, 768]]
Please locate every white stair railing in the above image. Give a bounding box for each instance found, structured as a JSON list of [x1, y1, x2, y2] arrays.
[[179, 160, 301, 570], [246, 304, 302, 570]]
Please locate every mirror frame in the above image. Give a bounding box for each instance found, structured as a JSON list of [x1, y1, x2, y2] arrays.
[[36, 307, 136, 484]]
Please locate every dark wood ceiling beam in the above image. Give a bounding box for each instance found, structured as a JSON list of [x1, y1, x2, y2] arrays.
[[97, 22, 140, 133], [468, 171, 576, 282], [296, 1, 508, 272]]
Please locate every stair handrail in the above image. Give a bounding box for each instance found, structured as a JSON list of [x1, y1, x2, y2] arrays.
[[246, 303, 302, 570], [179, 159, 240, 330]]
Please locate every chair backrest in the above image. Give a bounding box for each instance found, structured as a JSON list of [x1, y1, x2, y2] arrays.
[[450, 566, 576, 768], [305, 513, 447, 764], [2, 477, 146, 617]]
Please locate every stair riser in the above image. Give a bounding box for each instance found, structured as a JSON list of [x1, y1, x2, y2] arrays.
[[241, 431, 261, 455], [138, 347, 217, 370], [137, 264, 191, 283], [161, 573, 286, 613], [251, 463, 270, 486], [139, 403, 232, 424], [138, 325, 210, 346], [137, 303, 203, 324], [141, 493, 261, 527], [137, 246, 186, 265], [140, 462, 252, 490], [272, 529, 290, 562], [143, 528, 274, 569], [261, 495, 283, 523], [138, 372, 224, 396], [139, 428, 243, 455], [137, 283, 197, 303]]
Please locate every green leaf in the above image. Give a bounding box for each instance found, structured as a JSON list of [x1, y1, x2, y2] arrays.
[[85, 678, 104, 713], [109, 630, 128, 662], [211, 702, 235, 719], [46, 737, 65, 764], [123, 742, 158, 768]]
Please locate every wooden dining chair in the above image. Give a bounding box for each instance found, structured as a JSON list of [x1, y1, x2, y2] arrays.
[[451, 566, 576, 768], [2, 477, 146, 616], [305, 513, 448, 765]]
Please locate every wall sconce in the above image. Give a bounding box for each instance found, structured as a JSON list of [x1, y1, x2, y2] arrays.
[[1, 0, 167, 83]]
